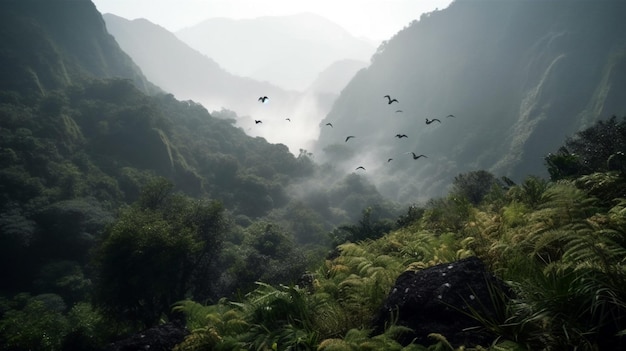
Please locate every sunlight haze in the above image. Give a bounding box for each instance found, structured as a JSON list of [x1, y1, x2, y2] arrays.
[[92, 0, 454, 41]]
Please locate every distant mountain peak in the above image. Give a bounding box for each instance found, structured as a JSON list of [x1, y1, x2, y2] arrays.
[[175, 13, 376, 91]]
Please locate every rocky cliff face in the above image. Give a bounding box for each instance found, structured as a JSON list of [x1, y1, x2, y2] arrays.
[[315, 0, 626, 202]]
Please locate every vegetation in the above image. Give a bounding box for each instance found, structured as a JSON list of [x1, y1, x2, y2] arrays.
[[1, 54, 625, 351], [170, 117, 626, 350], [1, 3, 625, 349]]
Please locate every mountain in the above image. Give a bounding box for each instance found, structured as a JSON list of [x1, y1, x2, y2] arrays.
[[175, 13, 376, 91], [0, 0, 155, 96], [0, 0, 394, 293], [102, 14, 368, 154], [102, 14, 296, 114], [307, 59, 369, 95], [315, 0, 626, 203]]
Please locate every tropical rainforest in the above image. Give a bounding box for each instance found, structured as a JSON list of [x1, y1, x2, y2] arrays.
[[1, 0, 625, 350]]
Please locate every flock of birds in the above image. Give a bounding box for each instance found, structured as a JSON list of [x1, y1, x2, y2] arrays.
[[256, 94, 457, 172]]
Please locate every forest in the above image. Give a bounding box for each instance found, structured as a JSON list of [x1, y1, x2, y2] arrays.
[[1, 75, 625, 350]]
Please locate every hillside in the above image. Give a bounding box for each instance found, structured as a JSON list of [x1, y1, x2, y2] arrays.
[[175, 13, 376, 91], [0, 0, 155, 96], [0, 0, 397, 330], [102, 14, 366, 154], [102, 14, 297, 115], [315, 0, 626, 203]]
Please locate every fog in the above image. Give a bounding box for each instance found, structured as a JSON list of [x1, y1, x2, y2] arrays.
[[102, 13, 370, 154], [102, 0, 626, 203]]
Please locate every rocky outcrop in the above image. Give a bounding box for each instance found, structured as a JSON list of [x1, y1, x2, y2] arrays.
[[372, 256, 510, 347]]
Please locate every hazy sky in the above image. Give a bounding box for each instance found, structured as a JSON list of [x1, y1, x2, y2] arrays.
[[92, 0, 455, 41]]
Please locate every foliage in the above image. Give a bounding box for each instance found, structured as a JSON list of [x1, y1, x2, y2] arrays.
[[93, 178, 227, 327], [4, 8, 626, 349], [545, 116, 626, 180], [452, 170, 503, 205], [332, 206, 396, 245]]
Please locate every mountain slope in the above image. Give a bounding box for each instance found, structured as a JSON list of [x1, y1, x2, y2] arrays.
[[315, 0, 626, 202], [103, 14, 369, 153], [175, 13, 376, 91], [0, 0, 154, 96], [102, 14, 296, 114]]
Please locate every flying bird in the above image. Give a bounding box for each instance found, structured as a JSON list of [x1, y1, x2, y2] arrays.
[[411, 152, 428, 160], [345, 136, 356, 142], [387, 158, 393, 162], [425, 118, 441, 124], [395, 110, 403, 113], [356, 166, 366, 170], [254, 120, 262, 124], [325, 123, 333, 128], [446, 114, 456, 118], [285, 118, 291, 122], [258, 96, 269, 103], [384, 95, 399, 104], [395, 134, 408, 138]]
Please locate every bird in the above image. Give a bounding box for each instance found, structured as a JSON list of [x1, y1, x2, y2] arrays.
[[325, 123, 333, 128], [411, 152, 428, 160], [345, 136, 356, 142], [384, 95, 399, 104], [425, 118, 441, 124], [356, 166, 366, 170], [285, 118, 291, 122], [387, 158, 393, 162], [395, 110, 403, 113], [258, 96, 269, 103], [254, 120, 262, 124], [395, 134, 408, 138], [446, 114, 456, 118]]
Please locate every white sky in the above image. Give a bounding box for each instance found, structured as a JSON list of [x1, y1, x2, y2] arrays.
[[92, 0, 455, 41]]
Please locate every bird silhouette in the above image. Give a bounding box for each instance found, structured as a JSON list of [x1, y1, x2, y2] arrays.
[[285, 118, 291, 122], [325, 123, 333, 128], [356, 166, 366, 170], [345, 136, 355, 142], [384, 95, 399, 104], [254, 120, 262, 124], [395, 134, 408, 138], [395, 110, 403, 113], [387, 158, 393, 162], [425, 118, 441, 125], [446, 114, 456, 118], [411, 152, 428, 160], [258, 96, 269, 103]]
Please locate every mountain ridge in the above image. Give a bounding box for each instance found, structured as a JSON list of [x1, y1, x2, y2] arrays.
[[175, 12, 377, 91], [315, 0, 626, 202]]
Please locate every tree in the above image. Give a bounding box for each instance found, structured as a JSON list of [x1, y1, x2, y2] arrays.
[[93, 178, 226, 327], [451, 170, 502, 205], [546, 116, 626, 180]]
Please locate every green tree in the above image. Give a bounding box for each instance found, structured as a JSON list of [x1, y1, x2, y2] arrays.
[[93, 178, 226, 327], [546, 116, 626, 180], [451, 170, 502, 205]]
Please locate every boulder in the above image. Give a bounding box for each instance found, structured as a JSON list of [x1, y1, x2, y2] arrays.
[[372, 256, 510, 347]]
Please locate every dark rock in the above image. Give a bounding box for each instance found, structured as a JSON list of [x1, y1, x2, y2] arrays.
[[372, 256, 510, 347], [107, 321, 189, 351]]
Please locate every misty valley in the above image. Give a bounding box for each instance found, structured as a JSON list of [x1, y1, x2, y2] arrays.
[[1, 0, 626, 350]]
